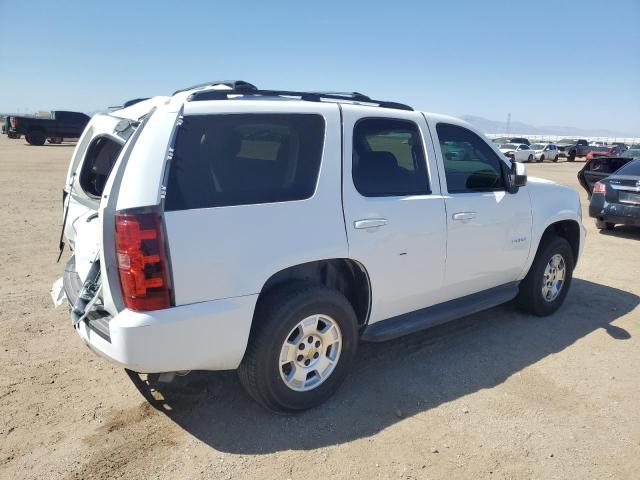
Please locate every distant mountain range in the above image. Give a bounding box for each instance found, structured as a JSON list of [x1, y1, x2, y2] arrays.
[[461, 115, 637, 138]]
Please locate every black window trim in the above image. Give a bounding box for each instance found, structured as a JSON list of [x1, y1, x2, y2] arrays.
[[352, 116, 432, 198], [436, 122, 509, 195]]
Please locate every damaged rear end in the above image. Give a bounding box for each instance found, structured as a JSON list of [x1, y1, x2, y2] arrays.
[[53, 96, 176, 345]]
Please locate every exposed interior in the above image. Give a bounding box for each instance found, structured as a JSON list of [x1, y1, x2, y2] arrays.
[[79, 136, 123, 197]]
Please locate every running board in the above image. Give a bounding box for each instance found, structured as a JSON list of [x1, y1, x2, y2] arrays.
[[361, 282, 520, 342]]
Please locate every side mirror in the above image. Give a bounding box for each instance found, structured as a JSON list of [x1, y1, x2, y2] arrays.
[[507, 160, 527, 193]]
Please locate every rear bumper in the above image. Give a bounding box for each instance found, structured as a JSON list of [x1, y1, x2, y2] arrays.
[[589, 197, 640, 226], [74, 295, 257, 373]]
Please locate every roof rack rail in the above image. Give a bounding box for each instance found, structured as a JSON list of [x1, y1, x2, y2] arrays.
[[187, 88, 413, 111], [173, 80, 257, 95]]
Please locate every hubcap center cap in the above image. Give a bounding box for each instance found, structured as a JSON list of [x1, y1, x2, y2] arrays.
[[296, 334, 323, 367]]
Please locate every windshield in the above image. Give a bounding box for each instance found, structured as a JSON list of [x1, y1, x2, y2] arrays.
[[530, 144, 546, 150], [614, 160, 640, 176], [500, 143, 518, 149]]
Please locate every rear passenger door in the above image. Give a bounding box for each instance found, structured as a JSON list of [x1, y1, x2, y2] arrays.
[[341, 106, 447, 324]]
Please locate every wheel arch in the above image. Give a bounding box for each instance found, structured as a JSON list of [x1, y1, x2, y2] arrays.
[[524, 218, 581, 279], [255, 258, 372, 329]]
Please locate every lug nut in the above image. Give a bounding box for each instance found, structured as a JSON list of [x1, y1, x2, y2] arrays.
[[297, 355, 303, 362], [315, 341, 320, 348], [299, 343, 305, 350]]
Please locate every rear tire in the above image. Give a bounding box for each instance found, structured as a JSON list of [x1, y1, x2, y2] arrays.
[[48, 137, 63, 144], [26, 130, 46, 146], [238, 282, 358, 414], [516, 235, 574, 316], [568, 151, 576, 162], [595, 219, 615, 230]]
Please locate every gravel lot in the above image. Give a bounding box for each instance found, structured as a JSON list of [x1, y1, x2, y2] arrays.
[[1, 134, 638, 480]]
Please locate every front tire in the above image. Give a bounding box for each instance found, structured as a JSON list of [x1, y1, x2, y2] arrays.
[[238, 282, 358, 413], [538, 155, 544, 163], [595, 219, 615, 230], [528, 154, 534, 162], [516, 235, 574, 316], [553, 155, 559, 162]]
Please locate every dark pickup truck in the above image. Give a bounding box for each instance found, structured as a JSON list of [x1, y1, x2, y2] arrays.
[[556, 139, 590, 161], [8, 111, 90, 145]]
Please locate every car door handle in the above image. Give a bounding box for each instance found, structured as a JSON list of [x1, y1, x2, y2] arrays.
[[452, 212, 476, 221], [354, 218, 388, 229]]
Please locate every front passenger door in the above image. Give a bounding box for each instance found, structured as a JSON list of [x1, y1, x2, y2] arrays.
[[342, 107, 447, 324], [426, 120, 533, 301]]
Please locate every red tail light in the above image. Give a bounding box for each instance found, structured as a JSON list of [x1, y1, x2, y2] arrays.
[[10, 117, 17, 128], [593, 182, 606, 195], [115, 212, 171, 311]]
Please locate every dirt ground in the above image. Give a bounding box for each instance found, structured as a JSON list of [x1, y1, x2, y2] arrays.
[[0, 134, 638, 480]]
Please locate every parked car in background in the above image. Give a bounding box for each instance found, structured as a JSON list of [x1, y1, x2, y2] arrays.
[[585, 145, 621, 161], [8, 111, 90, 145], [53, 80, 584, 413], [577, 153, 637, 196], [589, 159, 640, 230], [499, 143, 534, 162], [531, 143, 559, 162], [2, 116, 21, 139], [557, 139, 590, 160], [509, 137, 530, 146], [611, 142, 627, 152]]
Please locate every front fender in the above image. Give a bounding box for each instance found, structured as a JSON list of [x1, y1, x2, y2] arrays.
[[518, 177, 585, 279]]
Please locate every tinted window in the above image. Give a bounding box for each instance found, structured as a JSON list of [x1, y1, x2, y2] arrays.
[[165, 114, 325, 211], [615, 160, 640, 176], [436, 123, 506, 193], [352, 118, 430, 197]]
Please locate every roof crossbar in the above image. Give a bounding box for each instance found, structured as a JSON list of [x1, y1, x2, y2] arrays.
[[187, 88, 413, 111]]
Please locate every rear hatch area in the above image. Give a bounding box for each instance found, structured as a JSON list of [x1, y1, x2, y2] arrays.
[[53, 111, 142, 339]]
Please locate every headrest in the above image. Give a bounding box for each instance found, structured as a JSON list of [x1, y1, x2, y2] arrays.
[[358, 151, 399, 171]]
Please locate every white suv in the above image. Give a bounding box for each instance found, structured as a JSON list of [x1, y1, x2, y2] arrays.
[[53, 81, 585, 413]]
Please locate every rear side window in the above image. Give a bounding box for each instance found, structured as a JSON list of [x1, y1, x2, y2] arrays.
[[165, 114, 325, 211], [436, 123, 505, 193], [352, 118, 430, 197], [79, 136, 123, 197]]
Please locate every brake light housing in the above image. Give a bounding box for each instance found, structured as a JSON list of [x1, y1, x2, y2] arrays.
[[115, 211, 171, 311], [10, 117, 17, 128], [593, 181, 606, 195]]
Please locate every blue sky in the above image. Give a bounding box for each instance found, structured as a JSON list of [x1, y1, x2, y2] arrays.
[[1, 0, 638, 134]]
